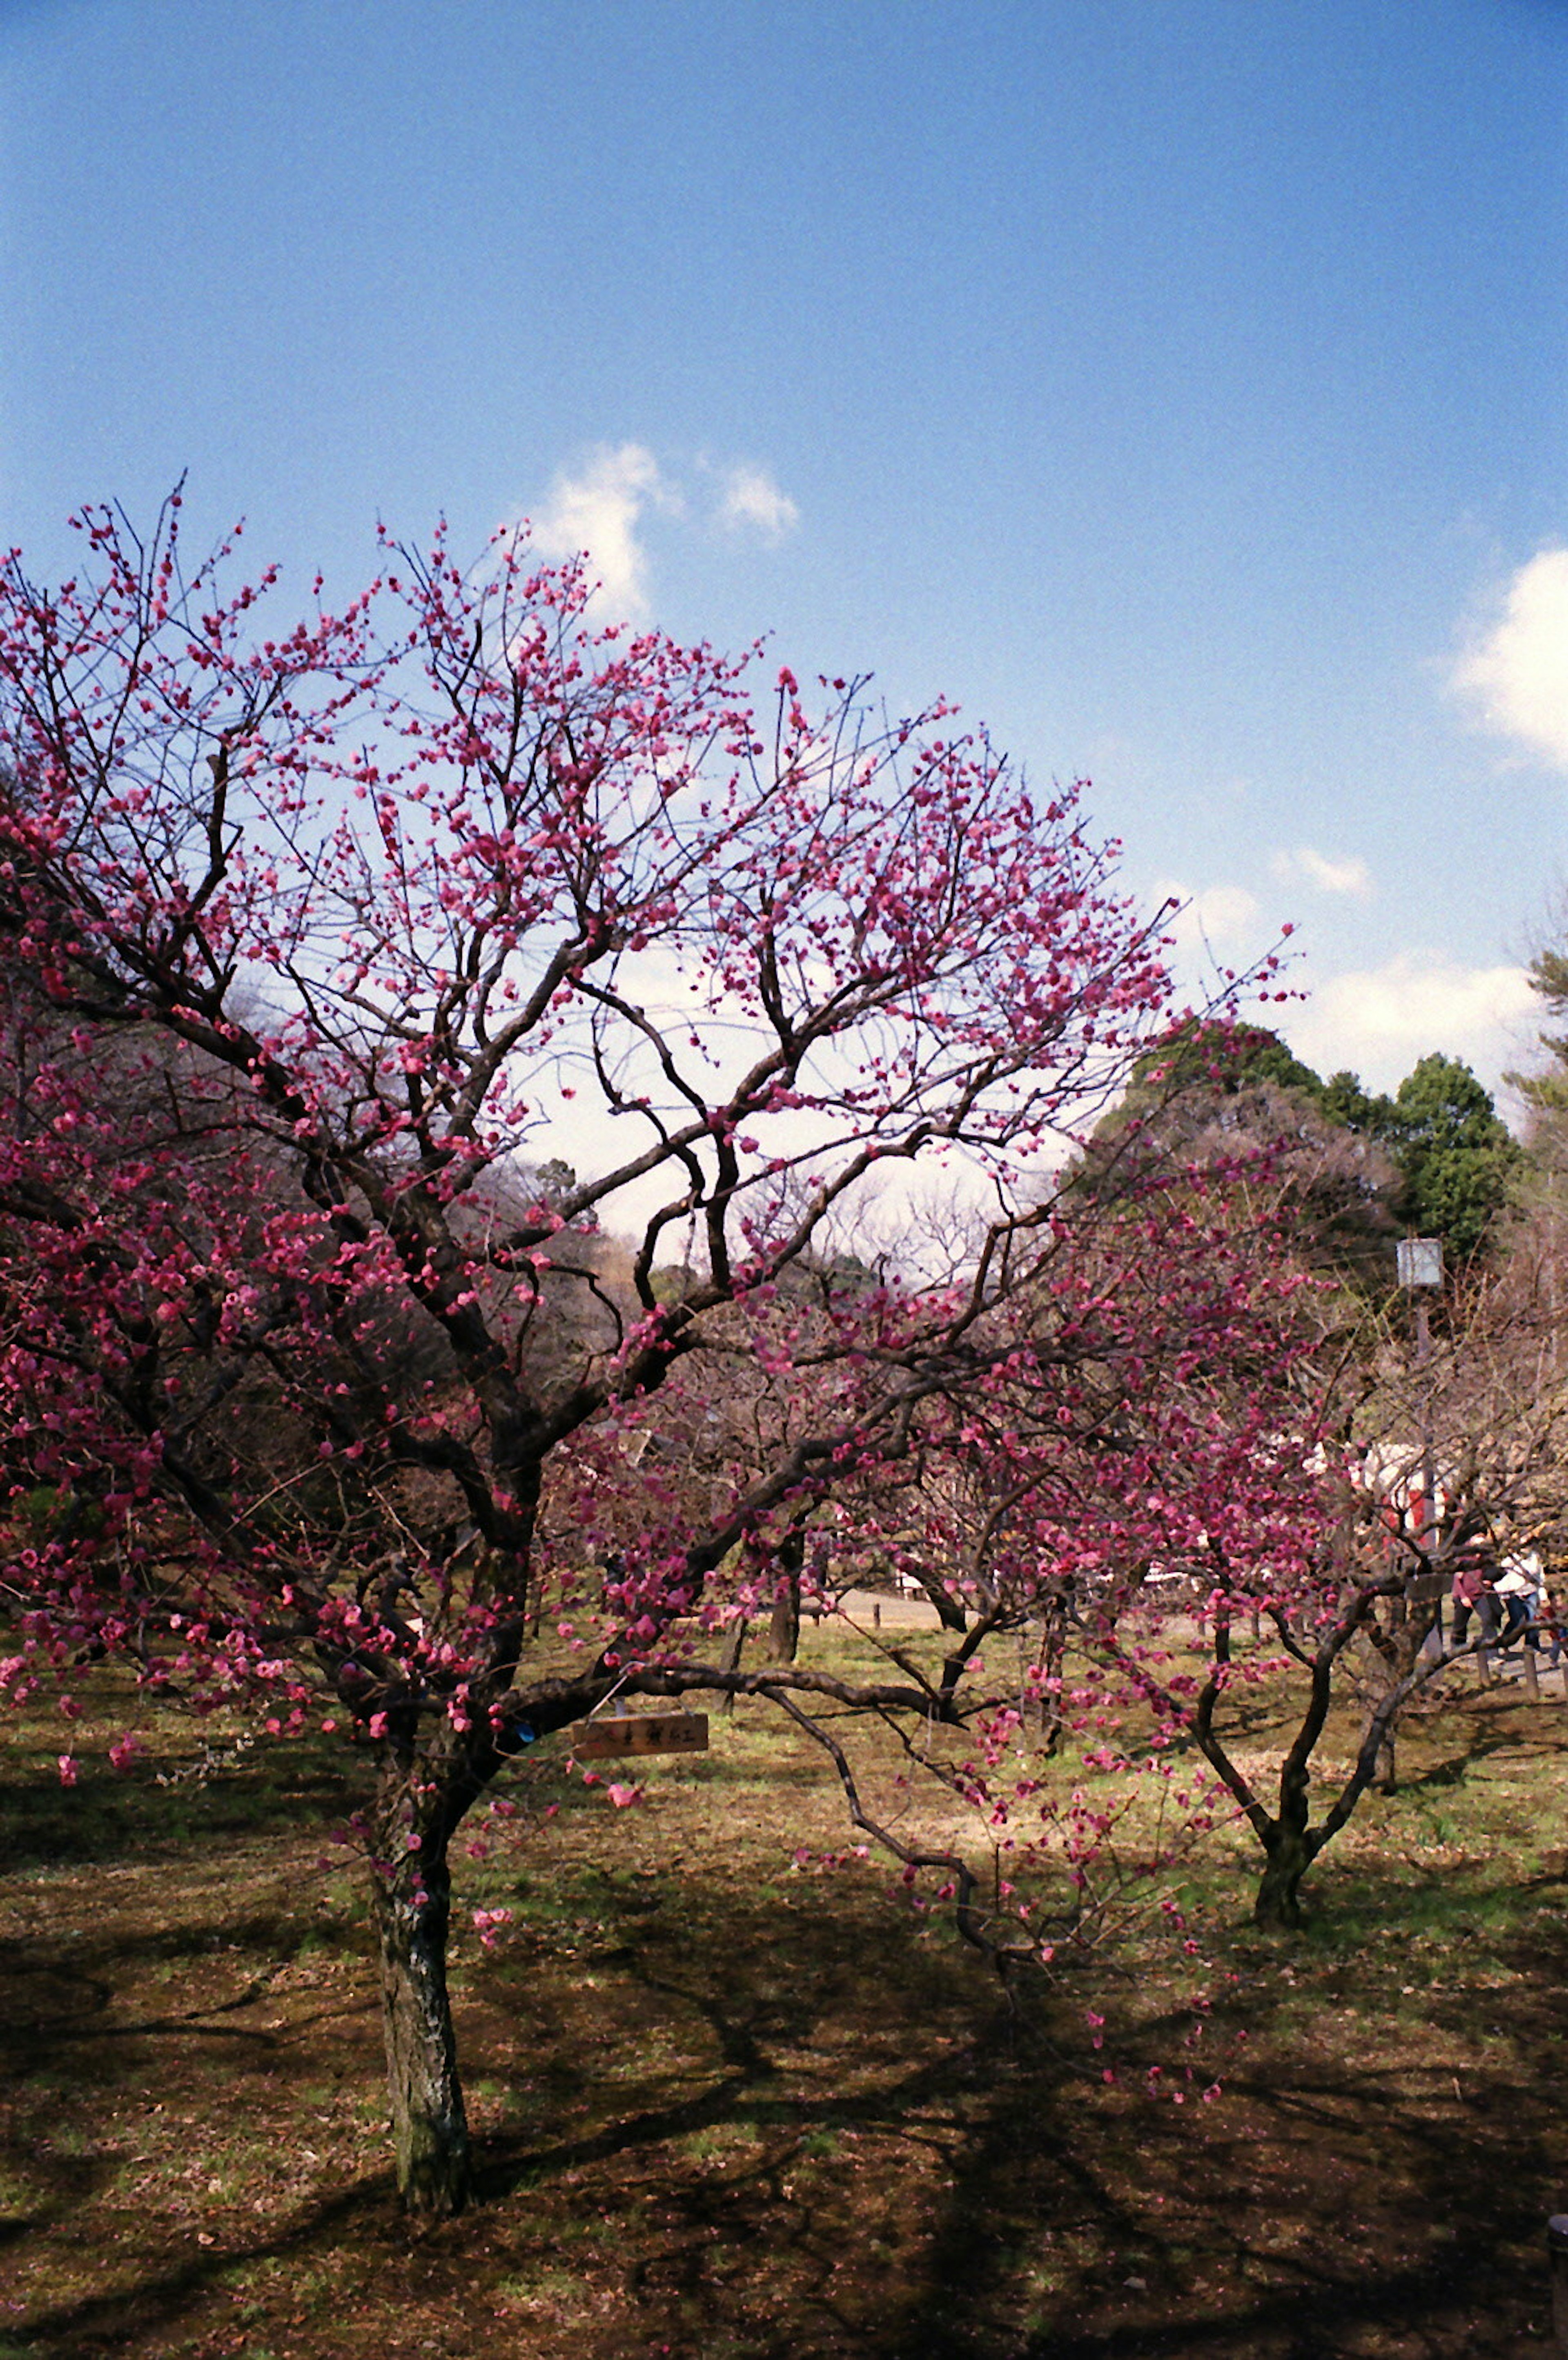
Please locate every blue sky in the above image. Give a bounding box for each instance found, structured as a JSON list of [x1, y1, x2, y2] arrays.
[[5, 0, 1567, 1103]]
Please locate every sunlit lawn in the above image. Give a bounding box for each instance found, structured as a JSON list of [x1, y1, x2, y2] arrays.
[[2, 1618, 1566, 2359]]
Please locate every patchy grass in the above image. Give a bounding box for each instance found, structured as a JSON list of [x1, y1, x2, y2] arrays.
[[1, 1638, 1566, 2358]]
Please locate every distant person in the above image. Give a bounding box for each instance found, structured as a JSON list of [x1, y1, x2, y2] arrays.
[[1450, 1549, 1499, 1650], [1496, 1548, 1544, 1652]]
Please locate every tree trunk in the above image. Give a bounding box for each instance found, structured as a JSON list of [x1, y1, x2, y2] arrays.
[[767, 1580, 800, 1662], [767, 1531, 805, 1663], [1255, 1745, 1317, 1931], [1361, 1596, 1436, 1796], [716, 1615, 747, 1715], [1254, 1828, 1312, 1930], [368, 1776, 471, 2217], [1035, 1606, 1067, 1755], [1374, 1727, 1397, 1794]]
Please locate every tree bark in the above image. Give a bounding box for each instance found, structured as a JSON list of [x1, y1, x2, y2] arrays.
[[1373, 1727, 1397, 1794], [368, 1772, 471, 2217], [766, 1529, 805, 1663], [1361, 1594, 1438, 1796], [767, 1581, 800, 1662], [1254, 1827, 1312, 1930], [1035, 1604, 1067, 1755], [716, 1615, 748, 1714], [1254, 1734, 1320, 1930]]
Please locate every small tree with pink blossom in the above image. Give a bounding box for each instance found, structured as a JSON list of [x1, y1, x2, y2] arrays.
[[0, 492, 1323, 2213]]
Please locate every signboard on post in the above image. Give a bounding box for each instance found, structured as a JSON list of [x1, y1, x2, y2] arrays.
[[1396, 1237, 1444, 1289], [575, 1713, 710, 1760]]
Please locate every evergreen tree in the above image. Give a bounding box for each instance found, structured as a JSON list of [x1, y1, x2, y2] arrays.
[[1318, 1069, 1396, 1137], [1380, 1053, 1518, 1260], [1510, 947, 1568, 1120]]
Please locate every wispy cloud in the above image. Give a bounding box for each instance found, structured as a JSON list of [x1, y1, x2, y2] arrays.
[[1155, 880, 1261, 953], [1289, 954, 1535, 1094], [1453, 547, 1568, 773], [714, 464, 800, 543], [530, 442, 677, 620], [1270, 845, 1374, 898], [526, 446, 800, 617]]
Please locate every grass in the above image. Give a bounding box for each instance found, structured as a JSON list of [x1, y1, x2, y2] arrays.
[[0, 1631, 1566, 2357]]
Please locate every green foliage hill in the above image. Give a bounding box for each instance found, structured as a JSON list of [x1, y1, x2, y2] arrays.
[[1093, 1023, 1518, 1275]]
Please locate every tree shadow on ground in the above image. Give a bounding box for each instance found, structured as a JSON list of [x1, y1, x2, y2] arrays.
[[5, 1715, 1567, 2360], [0, 1753, 365, 1871], [882, 1907, 1567, 2360]]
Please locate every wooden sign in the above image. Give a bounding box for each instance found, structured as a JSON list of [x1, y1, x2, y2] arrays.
[[576, 1713, 710, 1760]]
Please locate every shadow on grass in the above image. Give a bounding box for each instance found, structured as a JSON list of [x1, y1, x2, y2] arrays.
[[15, 1986, 1010, 2358], [0, 1751, 365, 1872], [4, 1685, 1566, 2360], [883, 1986, 1562, 2360], [474, 1959, 996, 2206], [11, 2163, 402, 2358], [9, 1915, 1566, 2360]]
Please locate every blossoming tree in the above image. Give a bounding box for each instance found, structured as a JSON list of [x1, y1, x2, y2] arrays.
[[0, 493, 1322, 2213]]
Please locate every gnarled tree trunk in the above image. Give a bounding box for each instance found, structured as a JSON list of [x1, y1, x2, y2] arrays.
[[1254, 1824, 1313, 1930], [1253, 1731, 1319, 1931], [766, 1528, 804, 1663], [1360, 1596, 1437, 1795], [368, 1767, 471, 2217]]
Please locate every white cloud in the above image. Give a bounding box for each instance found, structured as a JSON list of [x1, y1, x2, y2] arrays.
[[525, 446, 800, 615], [1270, 845, 1374, 898], [1155, 880, 1261, 954], [1453, 546, 1568, 773], [530, 442, 677, 620], [1288, 954, 1535, 1096], [715, 464, 800, 543]]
